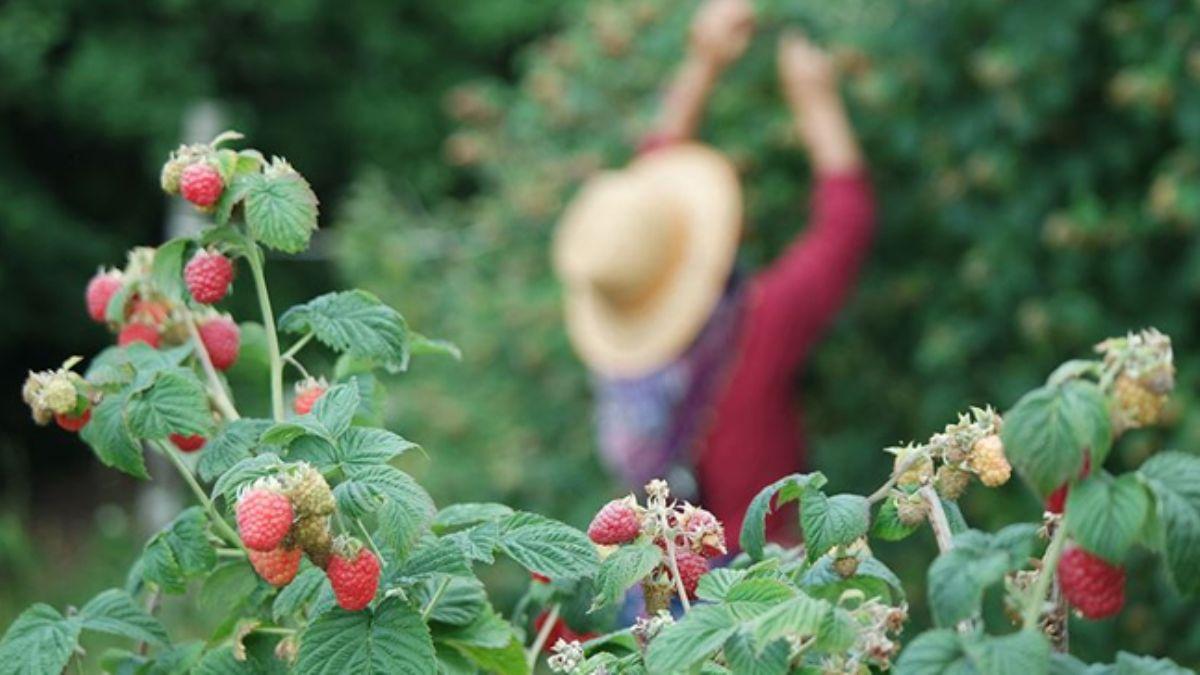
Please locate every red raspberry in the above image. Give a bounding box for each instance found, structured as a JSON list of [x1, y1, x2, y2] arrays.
[[184, 249, 234, 304], [587, 498, 641, 545], [294, 381, 327, 415], [530, 572, 551, 584], [170, 433, 206, 453], [684, 508, 727, 558], [180, 162, 224, 207], [118, 323, 160, 348], [327, 547, 381, 611], [85, 271, 123, 323], [533, 611, 598, 653], [1058, 545, 1126, 619], [55, 408, 91, 432], [198, 316, 240, 371], [236, 487, 294, 552], [667, 549, 709, 600], [1046, 455, 1093, 514], [249, 547, 303, 587]]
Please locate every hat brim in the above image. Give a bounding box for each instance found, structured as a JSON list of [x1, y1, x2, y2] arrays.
[[559, 143, 742, 377]]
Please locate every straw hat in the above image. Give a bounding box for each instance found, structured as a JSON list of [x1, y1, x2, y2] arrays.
[[553, 143, 742, 377]]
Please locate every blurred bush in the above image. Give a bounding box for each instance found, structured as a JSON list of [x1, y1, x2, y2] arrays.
[[337, 0, 1200, 663]]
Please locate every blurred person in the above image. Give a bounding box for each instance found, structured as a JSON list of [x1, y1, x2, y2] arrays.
[[553, 0, 874, 550]]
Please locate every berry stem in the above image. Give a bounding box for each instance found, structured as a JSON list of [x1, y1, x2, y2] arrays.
[[157, 440, 246, 553], [281, 332, 314, 361], [659, 511, 692, 613], [216, 547, 247, 558], [1021, 518, 1069, 629], [867, 452, 927, 505], [252, 626, 296, 636], [246, 246, 285, 421], [918, 485, 955, 553], [420, 577, 451, 622], [355, 518, 386, 568], [526, 602, 560, 669], [183, 313, 241, 421]]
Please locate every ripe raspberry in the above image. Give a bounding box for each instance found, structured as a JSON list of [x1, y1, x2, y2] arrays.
[[935, 465, 971, 501], [284, 464, 336, 517], [293, 379, 327, 415], [531, 572, 551, 584], [198, 316, 240, 371], [249, 546, 303, 587], [55, 408, 91, 433], [1111, 374, 1166, 434], [327, 545, 381, 611], [236, 485, 295, 552], [294, 516, 333, 569], [180, 162, 224, 207], [683, 507, 726, 557], [85, 271, 123, 323], [969, 435, 1011, 487], [587, 498, 641, 545], [1046, 455, 1092, 514], [170, 433, 206, 453], [666, 549, 709, 600], [118, 323, 160, 348], [184, 249, 234, 304], [533, 611, 598, 653], [1058, 545, 1126, 619]]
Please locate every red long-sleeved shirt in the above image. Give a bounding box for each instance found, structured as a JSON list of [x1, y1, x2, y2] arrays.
[[695, 172, 876, 549]]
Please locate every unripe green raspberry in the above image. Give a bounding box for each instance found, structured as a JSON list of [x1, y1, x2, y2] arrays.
[[160, 157, 188, 194], [285, 463, 335, 517], [42, 375, 78, 415], [294, 515, 332, 569], [896, 494, 930, 526]]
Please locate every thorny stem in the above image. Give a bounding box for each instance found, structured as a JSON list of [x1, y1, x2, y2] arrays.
[[1022, 519, 1070, 629], [421, 577, 451, 622], [527, 602, 561, 669], [184, 312, 240, 421], [158, 440, 246, 553], [246, 246, 284, 422], [659, 510, 692, 613], [281, 332, 314, 361]]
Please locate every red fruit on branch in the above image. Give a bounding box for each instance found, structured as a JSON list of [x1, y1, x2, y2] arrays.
[[1046, 455, 1093, 514], [180, 163, 224, 207], [249, 547, 302, 587], [236, 486, 294, 552], [85, 271, 123, 323], [118, 323, 160, 348], [185, 249, 234, 304], [667, 549, 709, 600], [170, 434, 206, 453], [294, 380, 327, 415], [55, 408, 91, 432], [198, 316, 240, 371], [327, 546, 381, 611], [533, 610, 598, 652], [587, 498, 641, 545], [1058, 545, 1126, 619]]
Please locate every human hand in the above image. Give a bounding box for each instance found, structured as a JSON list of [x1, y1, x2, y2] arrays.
[[777, 31, 837, 107], [690, 0, 756, 70], [777, 32, 861, 172]]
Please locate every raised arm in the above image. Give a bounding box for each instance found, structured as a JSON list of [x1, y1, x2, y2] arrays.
[[641, 0, 754, 150], [750, 33, 876, 374]]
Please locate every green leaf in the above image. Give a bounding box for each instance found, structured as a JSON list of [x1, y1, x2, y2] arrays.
[[152, 237, 190, 303], [341, 464, 436, 554], [105, 281, 135, 324], [895, 629, 966, 675], [213, 173, 256, 226], [410, 332, 462, 361], [434, 503, 514, 531], [339, 426, 417, 467], [897, 630, 1051, 675], [498, 512, 599, 581], [872, 498, 921, 542], [312, 383, 359, 438], [926, 525, 1038, 627], [801, 556, 904, 604], [279, 290, 410, 373], [746, 593, 831, 651], [800, 491, 870, 562], [412, 575, 487, 626], [591, 542, 662, 611], [141, 507, 217, 593], [0, 604, 80, 675], [396, 534, 473, 580], [197, 419, 271, 483], [78, 589, 169, 647], [1138, 451, 1200, 596], [242, 169, 319, 253], [1002, 380, 1111, 498], [695, 568, 747, 603], [273, 566, 329, 623], [740, 473, 825, 560], [446, 521, 501, 564], [80, 392, 148, 479], [212, 453, 285, 506], [1065, 473, 1151, 564], [1111, 652, 1194, 674], [295, 599, 435, 675], [644, 605, 738, 674], [199, 562, 260, 616], [126, 368, 213, 439], [723, 631, 788, 675]]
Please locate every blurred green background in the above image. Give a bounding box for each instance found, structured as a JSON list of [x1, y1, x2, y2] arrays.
[[3, 0, 1200, 667]]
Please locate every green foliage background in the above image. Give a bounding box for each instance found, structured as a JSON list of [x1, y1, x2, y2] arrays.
[[336, 0, 1200, 664]]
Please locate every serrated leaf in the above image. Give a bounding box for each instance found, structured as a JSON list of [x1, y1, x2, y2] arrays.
[[897, 630, 1055, 675], [242, 169, 319, 253], [410, 332, 462, 360], [926, 525, 1037, 627], [295, 599, 435, 675], [1002, 380, 1111, 498], [447, 521, 501, 564], [434, 503, 514, 531], [340, 426, 417, 467], [498, 512, 599, 581], [695, 568, 747, 602], [105, 281, 135, 324], [152, 237, 190, 303], [1065, 473, 1151, 563], [342, 464, 436, 554], [273, 566, 329, 623], [80, 392, 148, 479], [198, 419, 271, 483], [142, 507, 217, 594], [279, 290, 410, 373], [645, 604, 738, 674], [412, 575, 487, 626], [801, 556, 904, 604], [126, 368, 212, 439], [311, 383, 358, 438], [0, 604, 80, 675], [740, 473, 825, 560], [79, 589, 169, 647], [591, 542, 662, 611], [334, 478, 387, 518], [723, 632, 788, 675], [397, 534, 474, 580], [212, 453, 284, 506], [1138, 451, 1200, 596], [747, 593, 830, 651], [199, 561, 261, 616], [800, 491, 869, 562]]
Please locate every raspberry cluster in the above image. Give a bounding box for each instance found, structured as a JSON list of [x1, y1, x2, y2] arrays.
[[1097, 329, 1175, 436]]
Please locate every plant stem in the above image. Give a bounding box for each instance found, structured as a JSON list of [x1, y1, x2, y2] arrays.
[[918, 485, 955, 553], [659, 511, 692, 613], [867, 453, 926, 505], [217, 547, 247, 558], [184, 312, 240, 421], [246, 246, 284, 421], [526, 602, 560, 669], [158, 441, 246, 552], [281, 332, 314, 361], [253, 626, 296, 636], [356, 518, 386, 567], [421, 577, 451, 622], [1022, 519, 1069, 629]]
